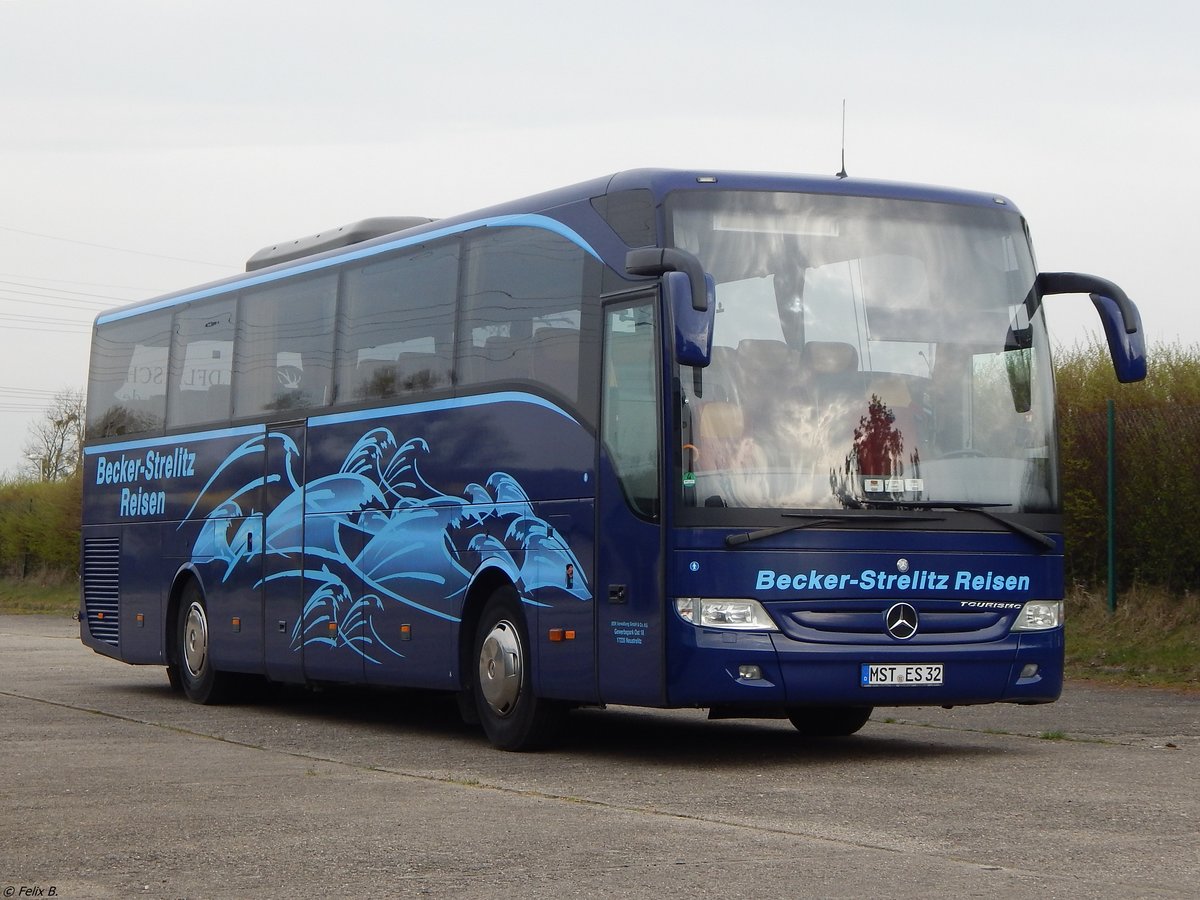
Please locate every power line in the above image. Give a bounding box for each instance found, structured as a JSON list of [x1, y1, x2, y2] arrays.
[[0, 296, 112, 316], [0, 272, 166, 292], [0, 295, 122, 321], [0, 399, 68, 410], [0, 322, 91, 334], [0, 386, 64, 397], [0, 292, 120, 316], [0, 223, 234, 269], [0, 385, 84, 415], [0, 279, 137, 305], [0, 310, 94, 326]]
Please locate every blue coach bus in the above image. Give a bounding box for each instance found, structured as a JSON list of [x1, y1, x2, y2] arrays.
[[80, 169, 1146, 749]]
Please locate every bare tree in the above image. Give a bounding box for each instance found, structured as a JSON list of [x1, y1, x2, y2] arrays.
[[22, 388, 85, 482]]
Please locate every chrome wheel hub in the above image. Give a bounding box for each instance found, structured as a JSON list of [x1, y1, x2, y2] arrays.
[[478, 619, 522, 717], [183, 601, 209, 678]]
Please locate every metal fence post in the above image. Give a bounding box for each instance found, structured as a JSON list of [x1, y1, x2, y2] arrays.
[[1107, 398, 1117, 613]]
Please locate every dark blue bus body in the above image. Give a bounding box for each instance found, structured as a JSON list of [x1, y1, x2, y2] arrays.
[[81, 169, 1143, 748]]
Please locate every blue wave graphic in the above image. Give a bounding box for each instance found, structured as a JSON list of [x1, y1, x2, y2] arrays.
[[187, 428, 591, 665]]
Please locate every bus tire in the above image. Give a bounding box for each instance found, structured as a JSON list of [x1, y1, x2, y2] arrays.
[[472, 587, 562, 751], [787, 706, 872, 737], [176, 581, 233, 705]]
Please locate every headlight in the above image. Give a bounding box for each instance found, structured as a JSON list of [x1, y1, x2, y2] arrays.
[[1010, 600, 1063, 631], [675, 597, 778, 631]]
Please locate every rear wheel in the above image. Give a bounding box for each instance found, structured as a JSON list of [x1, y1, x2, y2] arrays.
[[788, 706, 873, 737], [473, 587, 562, 751], [176, 581, 233, 704]]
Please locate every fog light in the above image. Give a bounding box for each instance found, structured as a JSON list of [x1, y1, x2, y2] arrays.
[[1020, 663, 1039, 679], [738, 665, 763, 681]]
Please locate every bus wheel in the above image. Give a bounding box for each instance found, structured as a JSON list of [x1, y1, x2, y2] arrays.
[[787, 706, 873, 737], [176, 582, 232, 704], [473, 588, 562, 751]]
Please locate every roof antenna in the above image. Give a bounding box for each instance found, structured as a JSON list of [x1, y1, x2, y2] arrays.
[[836, 99, 849, 179]]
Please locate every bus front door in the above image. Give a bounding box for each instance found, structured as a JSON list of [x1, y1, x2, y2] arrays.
[[596, 297, 667, 706]]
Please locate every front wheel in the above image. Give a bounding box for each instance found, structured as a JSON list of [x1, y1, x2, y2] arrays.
[[473, 587, 562, 751], [788, 706, 873, 737], [175, 582, 234, 704]]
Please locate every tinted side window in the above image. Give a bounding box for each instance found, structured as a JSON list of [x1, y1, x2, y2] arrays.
[[167, 297, 235, 428], [86, 312, 171, 438], [335, 242, 458, 404], [458, 227, 587, 404], [602, 301, 659, 517], [235, 273, 337, 418]]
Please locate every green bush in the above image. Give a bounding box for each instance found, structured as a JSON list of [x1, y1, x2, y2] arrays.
[[1057, 340, 1200, 592], [0, 474, 81, 577]]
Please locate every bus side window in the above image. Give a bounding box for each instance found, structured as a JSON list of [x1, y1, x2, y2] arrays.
[[602, 302, 659, 517], [86, 313, 171, 438], [167, 297, 235, 428], [458, 227, 586, 404], [334, 243, 458, 404], [235, 273, 337, 418]]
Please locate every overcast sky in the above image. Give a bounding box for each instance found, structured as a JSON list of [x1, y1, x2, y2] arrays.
[[1, 0, 1196, 475]]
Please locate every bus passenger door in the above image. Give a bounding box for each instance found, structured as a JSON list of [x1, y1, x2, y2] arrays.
[[262, 422, 308, 684], [595, 297, 667, 706]]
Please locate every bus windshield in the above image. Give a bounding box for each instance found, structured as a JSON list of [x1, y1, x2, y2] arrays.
[[668, 190, 1057, 513]]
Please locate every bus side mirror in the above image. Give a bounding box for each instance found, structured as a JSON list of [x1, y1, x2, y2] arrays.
[[626, 248, 716, 368], [665, 270, 716, 368], [1037, 272, 1148, 383]]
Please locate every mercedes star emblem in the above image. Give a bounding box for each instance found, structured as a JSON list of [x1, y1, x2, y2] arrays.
[[885, 602, 919, 640]]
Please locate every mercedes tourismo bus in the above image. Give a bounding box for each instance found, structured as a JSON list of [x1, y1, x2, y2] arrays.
[[80, 169, 1146, 749]]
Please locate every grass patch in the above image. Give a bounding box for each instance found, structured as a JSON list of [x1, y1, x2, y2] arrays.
[[0, 573, 78, 616], [1065, 585, 1200, 688]]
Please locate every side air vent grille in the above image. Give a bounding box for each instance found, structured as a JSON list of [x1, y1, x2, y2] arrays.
[[83, 537, 120, 647]]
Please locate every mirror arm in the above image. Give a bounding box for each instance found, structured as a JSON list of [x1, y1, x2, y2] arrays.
[[626, 248, 709, 312], [1036, 272, 1140, 335]]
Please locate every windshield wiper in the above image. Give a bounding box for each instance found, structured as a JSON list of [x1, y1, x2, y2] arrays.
[[850, 499, 1057, 552], [725, 512, 934, 547]]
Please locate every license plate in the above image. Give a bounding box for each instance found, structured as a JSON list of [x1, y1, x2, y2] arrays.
[[861, 663, 944, 686]]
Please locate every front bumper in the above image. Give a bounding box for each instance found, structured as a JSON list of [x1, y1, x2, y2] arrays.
[[667, 622, 1063, 709]]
